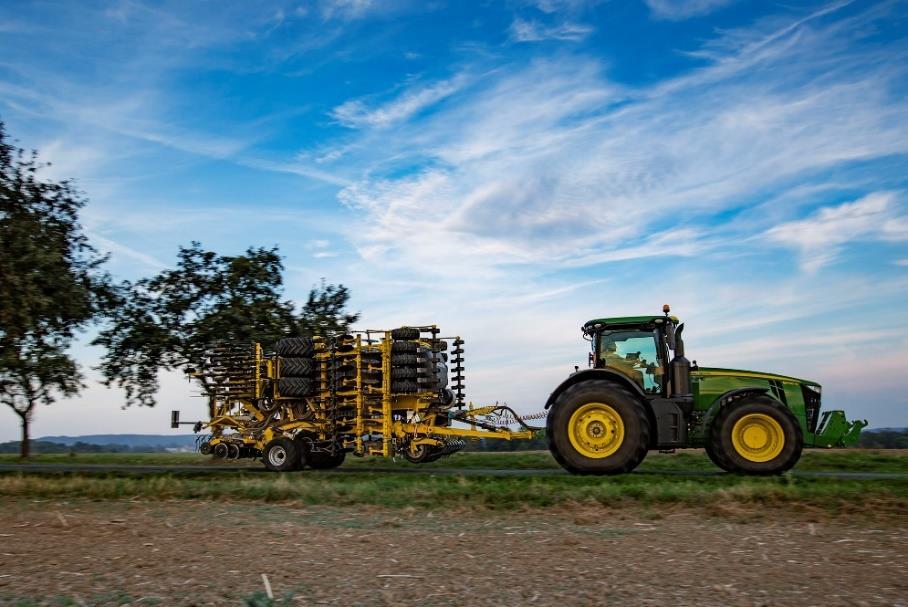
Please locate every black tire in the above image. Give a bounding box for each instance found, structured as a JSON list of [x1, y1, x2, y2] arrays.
[[213, 443, 228, 459], [391, 327, 420, 340], [280, 357, 315, 377], [278, 377, 316, 397], [309, 450, 346, 469], [431, 340, 448, 352], [199, 441, 212, 455], [705, 440, 735, 472], [274, 337, 315, 357], [392, 354, 418, 366], [709, 395, 803, 475], [546, 380, 650, 475], [391, 367, 417, 379], [392, 340, 418, 353], [392, 380, 418, 393], [404, 444, 438, 464], [263, 437, 300, 472], [258, 396, 278, 414], [292, 437, 311, 470], [226, 443, 240, 460]]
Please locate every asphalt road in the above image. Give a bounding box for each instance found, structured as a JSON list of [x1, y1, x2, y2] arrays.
[[0, 462, 905, 480]]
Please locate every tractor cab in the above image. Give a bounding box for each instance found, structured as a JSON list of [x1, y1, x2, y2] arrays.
[[582, 305, 689, 400]]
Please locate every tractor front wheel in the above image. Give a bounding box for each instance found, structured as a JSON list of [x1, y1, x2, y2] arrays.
[[547, 380, 650, 475], [710, 395, 803, 475]]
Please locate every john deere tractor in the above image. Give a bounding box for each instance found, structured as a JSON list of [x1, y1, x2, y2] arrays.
[[545, 306, 867, 475]]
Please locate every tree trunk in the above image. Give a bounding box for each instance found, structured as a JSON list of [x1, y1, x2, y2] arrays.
[[19, 410, 31, 459]]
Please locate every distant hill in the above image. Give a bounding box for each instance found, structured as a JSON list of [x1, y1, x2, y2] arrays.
[[36, 434, 198, 448]]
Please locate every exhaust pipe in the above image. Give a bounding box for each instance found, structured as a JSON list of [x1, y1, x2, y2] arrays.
[[670, 323, 692, 398]]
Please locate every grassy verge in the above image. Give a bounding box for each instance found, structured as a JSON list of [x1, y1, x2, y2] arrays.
[[1, 469, 905, 517], [2, 449, 907, 473]]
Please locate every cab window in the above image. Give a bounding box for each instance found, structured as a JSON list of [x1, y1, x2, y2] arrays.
[[598, 330, 663, 393]]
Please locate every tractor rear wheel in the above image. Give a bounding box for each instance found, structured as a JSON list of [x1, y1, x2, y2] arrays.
[[710, 395, 803, 475], [705, 441, 735, 472], [263, 437, 300, 472], [547, 380, 650, 475]]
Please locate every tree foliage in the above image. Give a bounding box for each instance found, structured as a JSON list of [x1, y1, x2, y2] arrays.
[[0, 122, 112, 457], [94, 243, 359, 407]]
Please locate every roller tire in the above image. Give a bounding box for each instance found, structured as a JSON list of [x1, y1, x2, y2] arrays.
[[391, 367, 417, 379], [392, 380, 419, 393], [280, 357, 315, 377], [274, 337, 315, 358], [391, 327, 420, 340], [709, 395, 803, 475], [278, 377, 316, 397], [546, 380, 650, 475], [392, 340, 418, 353], [263, 437, 300, 472], [392, 354, 418, 366]]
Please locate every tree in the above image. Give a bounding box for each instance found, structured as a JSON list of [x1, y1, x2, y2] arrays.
[[0, 122, 112, 457], [94, 243, 359, 407]]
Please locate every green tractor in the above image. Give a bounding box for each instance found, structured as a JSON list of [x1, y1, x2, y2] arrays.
[[546, 306, 867, 475]]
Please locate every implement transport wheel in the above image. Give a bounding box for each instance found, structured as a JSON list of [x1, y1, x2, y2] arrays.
[[263, 437, 300, 472], [308, 450, 346, 470], [710, 395, 803, 475], [547, 380, 650, 475]]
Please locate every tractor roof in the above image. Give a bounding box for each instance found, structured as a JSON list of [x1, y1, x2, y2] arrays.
[[583, 315, 679, 331]]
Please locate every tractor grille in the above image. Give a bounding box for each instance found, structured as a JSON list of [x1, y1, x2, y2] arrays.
[[801, 386, 821, 434]]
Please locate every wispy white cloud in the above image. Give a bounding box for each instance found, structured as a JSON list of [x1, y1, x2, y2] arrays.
[[88, 232, 167, 270], [529, 0, 604, 13], [331, 75, 468, 129], [765, 192, 907, 272], [331, 4, 908, 278], [645, 0, 736, 21], [509, 18, 593, 42], [318, 0, 377, 21]]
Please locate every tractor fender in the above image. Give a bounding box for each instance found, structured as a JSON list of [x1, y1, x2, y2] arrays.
[[703, 387, 771, 429], [544, 368, 648, 410]]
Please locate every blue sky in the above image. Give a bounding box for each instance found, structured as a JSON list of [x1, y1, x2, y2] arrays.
[[1, 0, 907, 440]]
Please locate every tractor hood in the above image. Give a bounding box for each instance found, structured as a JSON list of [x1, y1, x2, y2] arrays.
[[693, 366, 821, 387]]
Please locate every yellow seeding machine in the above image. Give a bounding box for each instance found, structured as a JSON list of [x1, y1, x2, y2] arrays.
[[172, 308, 865, 475], [172, 326, 537, 471]]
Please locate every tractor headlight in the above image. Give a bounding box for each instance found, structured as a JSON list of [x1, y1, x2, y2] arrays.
[[805, 384, 821, 394]]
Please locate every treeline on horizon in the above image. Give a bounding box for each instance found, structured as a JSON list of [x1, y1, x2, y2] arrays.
[[0, 440, 190, 454]]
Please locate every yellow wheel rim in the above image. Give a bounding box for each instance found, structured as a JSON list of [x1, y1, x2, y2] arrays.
[[568, 402, 625, 458], [731, 413, 785, 462]]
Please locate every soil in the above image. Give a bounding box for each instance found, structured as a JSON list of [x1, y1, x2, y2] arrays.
[[0, 499, 905, 606]]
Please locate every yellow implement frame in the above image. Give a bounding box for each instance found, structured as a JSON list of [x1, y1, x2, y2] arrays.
[[192, 326, 539, 466]]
